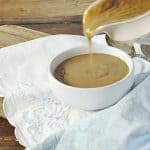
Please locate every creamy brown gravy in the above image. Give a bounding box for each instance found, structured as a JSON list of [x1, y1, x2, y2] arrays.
[[83, 0, 150, 38], [54, 54, 129, 88]]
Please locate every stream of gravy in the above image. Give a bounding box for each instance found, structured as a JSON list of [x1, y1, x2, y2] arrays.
[[83, 0, 150, 64]]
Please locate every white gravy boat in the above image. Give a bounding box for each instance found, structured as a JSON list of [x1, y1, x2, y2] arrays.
[[95, 12, 150, 42], [85, 0, 150, 59]]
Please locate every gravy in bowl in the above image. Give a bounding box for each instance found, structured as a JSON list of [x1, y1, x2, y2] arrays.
[[54, 53, 129, 88]]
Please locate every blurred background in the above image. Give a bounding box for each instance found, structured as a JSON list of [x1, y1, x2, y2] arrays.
[[0, 0, 96, 35]]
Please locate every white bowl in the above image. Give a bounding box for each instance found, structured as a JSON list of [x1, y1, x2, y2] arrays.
[[48, 44, 134, 110]]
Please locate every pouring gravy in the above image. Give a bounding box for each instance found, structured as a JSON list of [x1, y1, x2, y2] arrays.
[[83, 0, 150, 64], [54, 0, 149, 88], [83, 0, 150, 39]]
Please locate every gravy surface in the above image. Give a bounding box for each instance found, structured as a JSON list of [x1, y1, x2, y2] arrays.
[[54, 54, 129, 88]]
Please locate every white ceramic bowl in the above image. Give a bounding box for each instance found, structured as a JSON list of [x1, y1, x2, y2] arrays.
[[48, 44, 134, 110]]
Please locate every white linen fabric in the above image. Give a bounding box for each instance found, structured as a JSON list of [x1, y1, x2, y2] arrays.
[[32, 73, 150, 150], [0, 34, 149, 149]]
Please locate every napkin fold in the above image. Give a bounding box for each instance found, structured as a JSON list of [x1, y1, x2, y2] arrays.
[[30, 72, 150, 150], [0, 34, 150, 150]]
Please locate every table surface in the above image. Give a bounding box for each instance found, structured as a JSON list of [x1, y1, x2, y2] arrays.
[[0, 23, 82, 149]]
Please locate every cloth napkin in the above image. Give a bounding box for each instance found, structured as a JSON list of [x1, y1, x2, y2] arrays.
[[0, 34, 150, 149], [31, 72, 150, 150]]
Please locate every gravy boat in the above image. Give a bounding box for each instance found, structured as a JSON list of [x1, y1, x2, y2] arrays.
[[95, 12, 150, 42], [84, 0, 150, 59]]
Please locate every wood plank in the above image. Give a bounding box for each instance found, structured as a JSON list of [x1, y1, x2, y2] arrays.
[[0, 99, 5, 118], [0, 0, 95, 24], [0, 25, 48, 48], [22, 22, 83, 35]]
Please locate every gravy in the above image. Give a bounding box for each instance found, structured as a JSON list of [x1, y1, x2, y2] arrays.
[[54, 54, 129, 88]]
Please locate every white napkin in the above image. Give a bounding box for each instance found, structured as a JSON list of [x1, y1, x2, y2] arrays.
[[0, 34, 149, 149], [32, 73, 150, 150]]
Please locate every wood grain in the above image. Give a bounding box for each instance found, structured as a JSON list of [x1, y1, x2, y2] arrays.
[[0, 25, 48, 48], [0, 118, 24, 149], [0, 99, 5, 118], [22, 22, 83, 35], [0, 0, 95, 24]]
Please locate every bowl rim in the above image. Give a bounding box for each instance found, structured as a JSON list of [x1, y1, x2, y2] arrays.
[[49, 45, 134, 90]]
